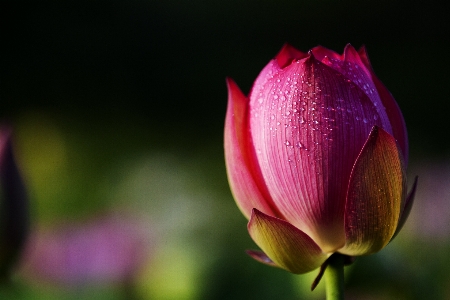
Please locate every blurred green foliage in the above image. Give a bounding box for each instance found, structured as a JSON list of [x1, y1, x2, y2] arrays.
[[1, 0, 449, 299]]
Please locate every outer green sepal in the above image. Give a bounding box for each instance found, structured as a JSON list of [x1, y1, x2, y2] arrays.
[[247, 208, 328, 274]]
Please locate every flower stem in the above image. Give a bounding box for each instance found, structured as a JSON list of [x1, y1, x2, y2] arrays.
[[325, 253, 345, 300]]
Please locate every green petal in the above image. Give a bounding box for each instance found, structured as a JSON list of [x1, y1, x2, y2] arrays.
[[340, 126, 406, 256], [248, 209, 328, 274]]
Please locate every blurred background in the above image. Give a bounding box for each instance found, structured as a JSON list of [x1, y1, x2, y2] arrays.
[[1, 0, 449, 299]]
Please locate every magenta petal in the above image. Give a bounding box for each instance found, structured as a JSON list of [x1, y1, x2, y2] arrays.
[[317, 47, 393, 136], [275, 44, 308, 68], [248, 209, 328, 274], [311, 45, 342, 61], [342, 44, 372, 77], [341, 127, 405, 256], [224, 78, 279, 219]]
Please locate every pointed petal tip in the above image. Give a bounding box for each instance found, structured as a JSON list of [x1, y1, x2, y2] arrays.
[[275, 43, 308, 68], [225, 77, 240, 93], [358, 44, 368, 55], [225, 77, 248, 113], [310, 44, 341, 61], [343, 43, 356, 52], [246, 249, 278, 267]]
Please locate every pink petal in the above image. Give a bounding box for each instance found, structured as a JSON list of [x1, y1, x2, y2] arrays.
[[250, 60, 282, 101], [224, 78, 280, 219], [340, 127, 406, 256], [311, 45, 342, 61], [358, 46, 409, 165], [250, 44, 307, 98], [275, 44, 308, 68], [248, 209, 328, 274], [343, 44, 374, 80], [317, 45, 394, 137], [248, 54, 393, 252]]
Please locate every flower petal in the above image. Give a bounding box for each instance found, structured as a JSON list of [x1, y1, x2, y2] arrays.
[[342, 44, 372, 77], [311, 45, 342, 61], [391, 175, 418, 240], [358, 46, 409, 165], [340, 126, 406, 256], [317, 45, 394, 138], [224, 78, 280, 219], [275, 44, 308, 68], [246, 249, 277, 267], [248, 209, 328, 274]]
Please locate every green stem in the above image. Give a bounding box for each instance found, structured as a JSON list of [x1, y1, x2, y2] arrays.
[[324, 253, 345, 300]]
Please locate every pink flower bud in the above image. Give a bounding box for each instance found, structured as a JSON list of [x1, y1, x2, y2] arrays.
[[224, 44, 417, 274]]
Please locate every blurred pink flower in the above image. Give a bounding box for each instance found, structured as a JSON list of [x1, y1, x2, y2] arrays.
[[21, 215, 151, 286]]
